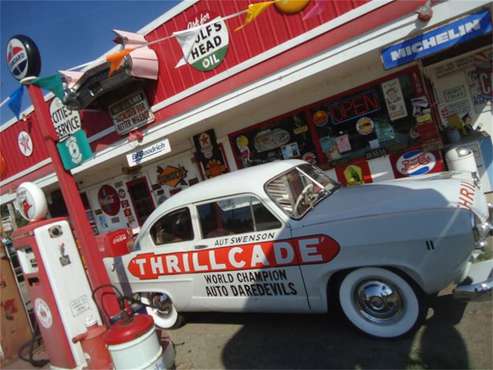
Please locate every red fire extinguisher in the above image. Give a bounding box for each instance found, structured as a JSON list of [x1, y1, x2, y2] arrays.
[[72, 318, 113, 370]]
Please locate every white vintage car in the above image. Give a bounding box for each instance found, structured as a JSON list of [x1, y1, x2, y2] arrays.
[[104, 160, 493, 338]]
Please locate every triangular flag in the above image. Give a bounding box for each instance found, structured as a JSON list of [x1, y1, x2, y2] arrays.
[[173, 27, 201, 66], [7, 85, 24, 119], [31, 74, 65, 100], [235, 1, 276, 32], [302, 0, 324, 21], [106, 48, 133, 76]]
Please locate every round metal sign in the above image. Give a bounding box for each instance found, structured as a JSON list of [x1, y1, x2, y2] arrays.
[[6, 34, 41, 81], [15, 182, 48, 221], [18, 130, 33, 157]]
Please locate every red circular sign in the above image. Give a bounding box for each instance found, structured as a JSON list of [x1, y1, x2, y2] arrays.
[[98, 185, 120, 216]]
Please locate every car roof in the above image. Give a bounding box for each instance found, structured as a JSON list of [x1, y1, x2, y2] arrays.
[[140, 159, 305, 231]]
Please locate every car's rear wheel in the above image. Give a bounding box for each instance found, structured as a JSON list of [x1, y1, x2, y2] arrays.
[[338, 267, 423, 338], [142, 294, 184, 329]]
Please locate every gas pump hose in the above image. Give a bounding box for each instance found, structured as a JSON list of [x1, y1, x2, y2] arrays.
[[18, 320, 49, 367]]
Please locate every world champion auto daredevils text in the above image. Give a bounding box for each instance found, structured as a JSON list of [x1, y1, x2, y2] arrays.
[[127, 235, 340, 280]]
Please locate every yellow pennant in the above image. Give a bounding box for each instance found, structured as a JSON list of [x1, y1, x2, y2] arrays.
[[235, 1, 276, 31], [106, 48, 133, 76]]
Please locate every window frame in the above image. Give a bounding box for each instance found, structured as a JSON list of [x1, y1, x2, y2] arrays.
[[149, 206, 195, 246], [194, 193, 284, 240]]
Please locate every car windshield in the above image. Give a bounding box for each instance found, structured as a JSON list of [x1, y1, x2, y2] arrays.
[[265, 164, 339, 219]]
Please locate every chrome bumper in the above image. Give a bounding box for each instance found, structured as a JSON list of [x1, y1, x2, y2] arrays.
[[454, 259, 493, 301]]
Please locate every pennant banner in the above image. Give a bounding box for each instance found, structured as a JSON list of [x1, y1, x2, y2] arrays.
[[106, 48, 133, 76], [7, 85, 25, 119], [235, 1, 276, 31], [31, 73, 65, 100], [173, 27, 201, 68]]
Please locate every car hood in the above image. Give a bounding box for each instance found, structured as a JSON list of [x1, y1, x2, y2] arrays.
[[303, 174, 488, 224]]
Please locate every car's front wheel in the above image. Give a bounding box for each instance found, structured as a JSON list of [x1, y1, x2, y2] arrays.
[[142, 294, 184, 329], [338, 267, 424, 338]]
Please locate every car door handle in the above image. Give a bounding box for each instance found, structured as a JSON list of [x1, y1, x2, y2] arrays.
[[194, 245, 208, 250]]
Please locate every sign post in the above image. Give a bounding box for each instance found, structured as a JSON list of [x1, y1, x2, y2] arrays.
[[7, 33, 118, 316], [25, 83, 119, 317]]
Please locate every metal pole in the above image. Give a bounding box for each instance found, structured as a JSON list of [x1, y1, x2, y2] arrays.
[[26, 84, 119, 318]]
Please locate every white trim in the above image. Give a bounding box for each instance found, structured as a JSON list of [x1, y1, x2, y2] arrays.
[[0, 158, 52, 187], [88, 126, 116, 143], [150, 0, 395, 114], [71, 0, 490, 174], [0, 169, 58, 205], [138, 0, 200, 35]]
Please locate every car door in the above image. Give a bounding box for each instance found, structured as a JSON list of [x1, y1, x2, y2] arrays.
[[119, 206, 199, 310], [190, 194, 310, 313]]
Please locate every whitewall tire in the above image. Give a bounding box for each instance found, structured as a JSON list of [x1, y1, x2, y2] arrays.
[[142, 296, 183, 329], [338, 267, 422, 338]]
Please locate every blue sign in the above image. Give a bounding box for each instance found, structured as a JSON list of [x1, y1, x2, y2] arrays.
[[381, 10, 492, 69]]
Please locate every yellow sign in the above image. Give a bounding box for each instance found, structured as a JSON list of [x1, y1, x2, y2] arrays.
[[344, 165, 364, 186]]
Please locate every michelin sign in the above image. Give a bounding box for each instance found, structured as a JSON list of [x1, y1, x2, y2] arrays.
[[381, 10, 492, 69]]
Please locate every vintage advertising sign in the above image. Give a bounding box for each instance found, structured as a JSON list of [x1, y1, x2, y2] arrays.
[[98, 185, 121, 216], [381, 78, 408, 121], [390, 149, 444, 178], [127, 138, 171, 167], [56, 130, 93, 170], [15, 182, 48, 221], [127, 235, 340, 280], [181, 12, 229, 72], [381, 10, 493, 69], [193, 129, 228, 178], [50, 97, 81, 141], [157, 165, 188, 188], [6, 35, 41, 81], [109, 90, 154, 135], [335, 159, 372, 186], [17, 130, 33, 157]]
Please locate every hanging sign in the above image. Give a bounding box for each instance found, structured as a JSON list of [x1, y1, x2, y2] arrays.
[[56, 129, 93, 170], [18, 130, 33, 157], [108, 90, 154, 135], [50, 97, 81, 141], [127, 138, 171, 167], [381, 10, 493, 69], [182, 12, 229, 72], [6, 35, 41, 81]]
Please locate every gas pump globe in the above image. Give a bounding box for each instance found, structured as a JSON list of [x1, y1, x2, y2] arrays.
[[11, 182, 103, 369]]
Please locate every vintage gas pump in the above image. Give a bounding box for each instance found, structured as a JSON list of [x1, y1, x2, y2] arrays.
[[11, 182, 104, 369]]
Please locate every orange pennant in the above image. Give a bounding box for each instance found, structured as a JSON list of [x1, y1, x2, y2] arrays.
[[235, 1, 276, 31], [106, 48, 133, 76]]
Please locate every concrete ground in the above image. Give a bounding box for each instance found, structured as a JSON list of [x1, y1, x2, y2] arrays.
[[169, 291, 492, 370]]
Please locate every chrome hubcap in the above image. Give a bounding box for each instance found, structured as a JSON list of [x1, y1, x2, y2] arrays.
[[354, 279, 403, 324]]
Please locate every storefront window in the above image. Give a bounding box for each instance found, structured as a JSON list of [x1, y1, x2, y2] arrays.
[[229, 112, 319, 168], [312, 73, 421, 166], [229, 68, 436, 172]]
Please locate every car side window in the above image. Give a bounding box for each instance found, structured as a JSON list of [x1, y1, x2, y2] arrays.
[[197, 195, 281, 239], [150, 207, 193, 245]]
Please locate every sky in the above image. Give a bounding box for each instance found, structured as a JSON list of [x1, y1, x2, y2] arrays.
[[0, 0, 180, 123]]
